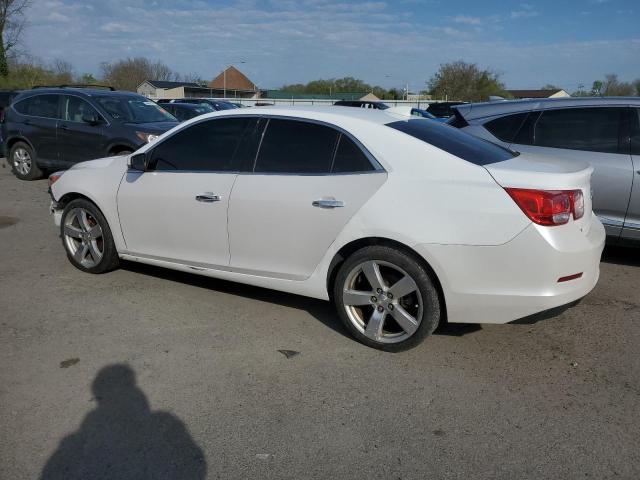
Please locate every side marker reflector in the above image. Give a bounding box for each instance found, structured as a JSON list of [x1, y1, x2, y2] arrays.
[[558, 273, 583, 283]]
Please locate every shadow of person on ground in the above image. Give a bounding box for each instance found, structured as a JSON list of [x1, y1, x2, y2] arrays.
[[40, 364, 206, 480]]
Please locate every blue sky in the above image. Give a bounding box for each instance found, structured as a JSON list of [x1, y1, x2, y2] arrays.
[[26, 0, 639, 92]]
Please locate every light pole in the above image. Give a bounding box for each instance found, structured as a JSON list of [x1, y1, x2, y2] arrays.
[[223, 60, 246, 99]]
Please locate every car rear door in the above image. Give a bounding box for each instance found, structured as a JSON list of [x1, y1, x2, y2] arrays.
[[227, 117, 386, 280], [57, 95, 108, 165], [12, 94, 60, 163], [117, 117, 257, 266], [624, 107, 640, 240], [509, 106, 633, 238]]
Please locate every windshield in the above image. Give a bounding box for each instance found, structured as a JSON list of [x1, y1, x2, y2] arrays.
[[95, 96, 177, 123], [213, 101, 235, 110], [194, 105, 214, 114]]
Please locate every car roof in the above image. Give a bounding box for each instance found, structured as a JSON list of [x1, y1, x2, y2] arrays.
[[16, 88, 142, 99], [191, 105, 407, 127], [456, 96, 640, 121]]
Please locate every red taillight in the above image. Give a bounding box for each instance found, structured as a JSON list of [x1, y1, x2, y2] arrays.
[[505, 188, 585, 226], [48, 172, 64, 188]]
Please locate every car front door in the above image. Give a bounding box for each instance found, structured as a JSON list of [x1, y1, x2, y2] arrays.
[[57, 95, 108, 166], [227, 118, 386, 280], [117, 117, 257, 266], [624, 107, 640, 240], [509, 106, 633, 238], [13, 94, 60, 163]]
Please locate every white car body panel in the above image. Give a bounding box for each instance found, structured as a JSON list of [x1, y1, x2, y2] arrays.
[[51, 106, 605, 324]]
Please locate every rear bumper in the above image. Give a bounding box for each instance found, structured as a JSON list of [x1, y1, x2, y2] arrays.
[[415, 215, 605, 324]]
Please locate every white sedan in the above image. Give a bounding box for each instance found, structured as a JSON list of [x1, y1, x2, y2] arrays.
[[49, 106, 605, 350]]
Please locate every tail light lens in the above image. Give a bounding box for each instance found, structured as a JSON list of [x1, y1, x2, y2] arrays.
[[505, 188, 585, 226], [48, 171, 64, 188]]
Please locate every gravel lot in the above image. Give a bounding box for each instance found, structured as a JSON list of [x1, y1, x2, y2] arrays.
[[0, 163, 639, 479]]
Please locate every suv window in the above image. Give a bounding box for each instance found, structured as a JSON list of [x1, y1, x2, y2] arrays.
[[386, 119, 516, 165], [62, 95, 100, 122], [631, 108, 640, 156], [254, 119, 339, 174], [95, 96, 176, 123], [484, 112, 529, 143], [332, 134, 375, 173], [532, 107, 623, 154], [14, 94, 60, 119], [151, 117, 255, 171]]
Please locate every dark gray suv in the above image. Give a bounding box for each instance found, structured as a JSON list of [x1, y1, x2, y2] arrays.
[[2, 86, 178, 180], [451, 97, 640, 244]]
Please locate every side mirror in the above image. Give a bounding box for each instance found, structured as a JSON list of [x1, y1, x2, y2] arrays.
[[82, 114, 102, 125], [129, 153, 148, 171]]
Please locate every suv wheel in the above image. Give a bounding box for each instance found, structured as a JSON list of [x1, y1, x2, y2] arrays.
[[10, 142, 43, 180], [333, 246, 441, 351], [61, 199, 120, 274]]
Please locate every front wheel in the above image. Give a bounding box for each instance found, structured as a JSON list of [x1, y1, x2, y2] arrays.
[[61, 199, 120, 273], [333, 246, 441, 351]]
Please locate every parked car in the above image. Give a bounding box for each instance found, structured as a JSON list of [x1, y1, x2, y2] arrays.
[[386, 106, 449, 122], [49, 106, 604, 350], [426, 101, 467, 118], [161, 102, 214, 122], [158, 98, 238, 111], [334, 100, 389, 110], [3, 86, 178, 180], [450, 97, 640, 244]]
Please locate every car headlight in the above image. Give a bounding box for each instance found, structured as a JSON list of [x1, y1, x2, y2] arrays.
[[136, 131, 160, 143]]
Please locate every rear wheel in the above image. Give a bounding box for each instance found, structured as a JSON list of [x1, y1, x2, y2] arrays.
[[61, 199, 119, 273], [10, 142, 43, 180], [333, 246, 441, 351]]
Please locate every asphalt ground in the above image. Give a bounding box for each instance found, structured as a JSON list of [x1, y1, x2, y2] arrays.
[[0, 163, 638, 479]]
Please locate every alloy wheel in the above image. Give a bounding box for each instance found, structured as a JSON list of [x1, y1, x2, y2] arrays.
[[342, 260, 423, 344], [63, 208, 104, 268], [13, 148, 32, 175]]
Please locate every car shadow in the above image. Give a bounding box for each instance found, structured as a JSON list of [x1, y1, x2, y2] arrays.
[[39, 364, 206, 480], [121, 261, 481, 339], [601, 244, 640, 267]]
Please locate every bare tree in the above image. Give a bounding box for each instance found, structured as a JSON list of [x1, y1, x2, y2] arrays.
[[601, 74, 635, 96], [100, 57, 176, 91], [0, 0, 30, 77]]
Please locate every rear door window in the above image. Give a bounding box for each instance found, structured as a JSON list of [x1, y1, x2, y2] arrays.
[[484, 112, 530, 143], [14, 94, 60, 118], [253, 119, 339, 174], [151, 117, 257, 171], [629, 108, 640, 155], [533, 107, 623, 154], [331, 134, 375, 173], [386, 119, 516, 165]]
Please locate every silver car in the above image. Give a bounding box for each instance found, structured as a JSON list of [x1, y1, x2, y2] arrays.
[[450, 97, 640, 243]]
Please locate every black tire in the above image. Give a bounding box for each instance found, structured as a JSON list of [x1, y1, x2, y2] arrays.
[[333, 245, 441, 351], [9, 141, 44, 180], [60, 198, 120, 274]]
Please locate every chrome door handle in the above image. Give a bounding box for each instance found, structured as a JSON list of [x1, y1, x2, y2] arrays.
[[195, 193, 221, 203], [312, 199, 345, 209]]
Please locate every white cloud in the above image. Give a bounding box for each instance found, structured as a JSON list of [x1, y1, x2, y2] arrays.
[[452, 15, 482, 25]]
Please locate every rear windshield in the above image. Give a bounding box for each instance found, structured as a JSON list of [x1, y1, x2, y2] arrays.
[[386, 119, 516, 165], [95, 96, 176, 123]]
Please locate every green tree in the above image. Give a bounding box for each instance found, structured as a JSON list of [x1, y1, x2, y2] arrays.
[[428, 61, 509, 102], [281, 77, 389, 98], [591, 80, 603, 96]]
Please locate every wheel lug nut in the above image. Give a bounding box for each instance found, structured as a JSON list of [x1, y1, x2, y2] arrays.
[[371, 296, 377, 303], [377, 305, 384, 312], [387, 293, 393, 299], [376, 288, 383, 294], [388, 304, 394, 311]]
